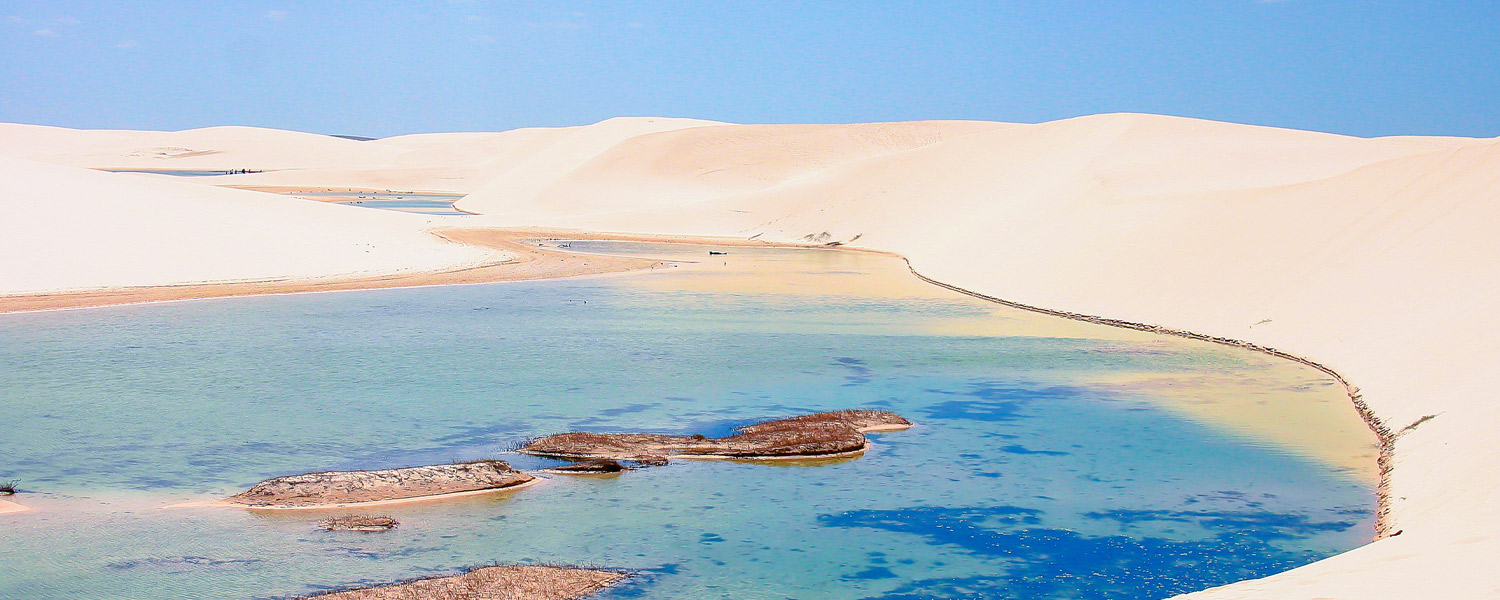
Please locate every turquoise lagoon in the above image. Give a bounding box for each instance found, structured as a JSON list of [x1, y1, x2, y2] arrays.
[[0, 241, 1376, 599]]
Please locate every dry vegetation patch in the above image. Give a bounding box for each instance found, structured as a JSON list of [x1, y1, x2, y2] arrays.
[[319, 515, 399, 532], [542, 459, 630, 474]]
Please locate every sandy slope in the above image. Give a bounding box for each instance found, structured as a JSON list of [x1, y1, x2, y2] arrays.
[[0, 123, 404, 171], [0, 157, 505, 295], [451, 114, 1500, 598], [456, 120, 1011, 217]]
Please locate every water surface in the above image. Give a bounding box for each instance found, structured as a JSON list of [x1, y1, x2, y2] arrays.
[[101, 169, 244, 177], [0, 241, 1376, 599], [306, 191, 467, 216], [94, 170, 468, 215]]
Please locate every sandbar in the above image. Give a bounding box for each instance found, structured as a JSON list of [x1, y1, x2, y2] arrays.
[[167, 480, 544, 512], [209, 460, 538, 510], [0, 498, 29, 515], [522, 410, 911, 461], [0, 228, 661, 314]]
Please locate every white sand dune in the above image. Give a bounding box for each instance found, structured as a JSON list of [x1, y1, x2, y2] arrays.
[[457, 120, 1011, 217], [453, 114, 1500, 598], [212, 118, 721, 193], [3, 113, 1497, 597], [0, 117, 721, 194], [0, 157, 505, 295], [0, 123, 404, 171]]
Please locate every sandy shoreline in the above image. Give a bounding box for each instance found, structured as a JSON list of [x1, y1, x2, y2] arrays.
[[0, 228, 663, 315], [0, 228, 881, 316], [900, 264, 1399, 538]]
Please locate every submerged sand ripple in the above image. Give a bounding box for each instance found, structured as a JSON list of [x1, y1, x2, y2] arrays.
[[297, 565, 628, 600]]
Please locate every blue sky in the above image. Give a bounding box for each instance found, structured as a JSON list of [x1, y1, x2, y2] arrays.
[[2, 1, 1497, 138]]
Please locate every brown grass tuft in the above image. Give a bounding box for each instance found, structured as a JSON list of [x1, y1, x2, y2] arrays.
[[319, 515, 399, 532]]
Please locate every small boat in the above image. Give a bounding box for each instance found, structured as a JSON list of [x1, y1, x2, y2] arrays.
[[708, 250, 728, 255]]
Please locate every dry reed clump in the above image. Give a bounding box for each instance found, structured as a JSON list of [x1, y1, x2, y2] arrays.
[[296, 564, 630, 600], [545, 459, 629, 474], [520, 410, 911, 461], [318, 515, 399, 532], [226, 460, 534, 507]]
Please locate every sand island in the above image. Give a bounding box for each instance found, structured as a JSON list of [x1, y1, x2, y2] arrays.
[[521, 410, 912, 461], [222, 460, 535, 509]]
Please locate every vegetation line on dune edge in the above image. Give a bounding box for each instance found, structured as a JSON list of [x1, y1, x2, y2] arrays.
[[901, 261, 1398, 540]]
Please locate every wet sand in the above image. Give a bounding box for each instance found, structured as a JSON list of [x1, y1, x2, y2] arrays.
[[0, 228, 890, 316], [0, 228, 663, 314]]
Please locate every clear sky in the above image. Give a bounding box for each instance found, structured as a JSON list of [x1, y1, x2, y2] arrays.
[[3, 1, 1497, 138]]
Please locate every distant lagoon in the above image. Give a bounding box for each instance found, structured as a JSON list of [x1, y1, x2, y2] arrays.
[[298, 191, 468, 216], [0, 241, 1377, 600], [103, 168, 243, 177], [98, 169, 470, 215]]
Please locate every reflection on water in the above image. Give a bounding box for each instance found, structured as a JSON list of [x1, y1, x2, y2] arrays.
[[0, 241, 1376, 599]]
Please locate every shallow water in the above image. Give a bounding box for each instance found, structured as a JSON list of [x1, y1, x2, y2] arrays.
[[93, 171, 468, 214], [301, 191, 468, 216], [0, 241, 1376, 600], [101, 169, 242, 177]]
